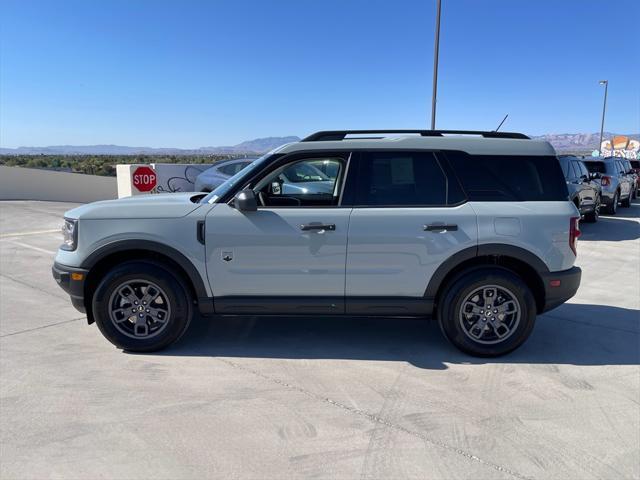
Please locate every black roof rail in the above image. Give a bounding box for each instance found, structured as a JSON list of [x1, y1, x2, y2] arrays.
[[302, 130, 530, 142]]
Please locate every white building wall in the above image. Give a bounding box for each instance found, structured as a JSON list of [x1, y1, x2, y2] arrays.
[[0, 166, 117, 203]]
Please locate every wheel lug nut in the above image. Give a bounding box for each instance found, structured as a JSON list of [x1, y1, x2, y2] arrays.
[[493, 309, 498, 313], [134, 301, 138, 305], [139, 314, 143, 317], [146, 309, 150, 313]]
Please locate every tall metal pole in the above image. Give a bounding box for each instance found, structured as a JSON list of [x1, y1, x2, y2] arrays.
[[430, 0, 442, 130], [598, 80, 608, 154]]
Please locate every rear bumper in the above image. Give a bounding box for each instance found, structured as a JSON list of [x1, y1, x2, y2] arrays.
[[52, 262, 88, 313], [600, 192, 616, 205], [540, 266, 581, 313]]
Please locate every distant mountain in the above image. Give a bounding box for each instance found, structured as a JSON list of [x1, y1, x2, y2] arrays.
[[3, 132, 638, 155], [0, 136, 301, 156], [198, 136, 301, 154], [532, 132, 640, 152]]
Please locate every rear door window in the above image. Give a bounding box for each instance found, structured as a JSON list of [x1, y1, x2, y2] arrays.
[[576, 161, 589, 178], [355, 151, 461, 206], [445, 152, 568, 201]]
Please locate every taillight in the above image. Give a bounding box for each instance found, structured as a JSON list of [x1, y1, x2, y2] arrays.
[[569, 217, 580, 256], [601, 175, 611, 187]]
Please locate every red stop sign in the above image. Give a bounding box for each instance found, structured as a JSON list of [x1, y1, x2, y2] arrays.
[[132, 166, 156, 192]]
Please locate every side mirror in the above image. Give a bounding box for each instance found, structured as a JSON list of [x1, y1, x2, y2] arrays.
[[233, 189, 257, 212]]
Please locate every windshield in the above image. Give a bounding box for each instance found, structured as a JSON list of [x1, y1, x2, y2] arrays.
[[202, 152, 274, 203]]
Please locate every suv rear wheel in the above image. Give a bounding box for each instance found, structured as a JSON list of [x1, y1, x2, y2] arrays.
[[605, 191, 619, 215], [621, 191, 631, 208], [438, 268, 536, 357], [92, 261, 193, 352], [583, 195, 600, 223]]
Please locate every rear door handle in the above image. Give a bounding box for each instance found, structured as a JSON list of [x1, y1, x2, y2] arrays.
[[300, 223, 336, 231], [424, 223, 458, 232]]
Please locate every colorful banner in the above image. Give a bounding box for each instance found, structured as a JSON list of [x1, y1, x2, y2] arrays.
[[600, 135, 640, 159]]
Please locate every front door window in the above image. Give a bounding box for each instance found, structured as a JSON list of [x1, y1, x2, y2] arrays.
[[254, 158, 345, 207]]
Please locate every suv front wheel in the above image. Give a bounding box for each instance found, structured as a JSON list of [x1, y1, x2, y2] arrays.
[[438, 268, 536, 357], [92, 261, 194, 352]]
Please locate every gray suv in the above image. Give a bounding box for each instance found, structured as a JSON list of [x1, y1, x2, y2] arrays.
[[52, 130, 582, 357], [558, 156, 601, 222], [583, 157, 633, 214]]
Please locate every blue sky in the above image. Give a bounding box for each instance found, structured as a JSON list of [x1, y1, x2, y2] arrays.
[[1, 0, 638, 148]]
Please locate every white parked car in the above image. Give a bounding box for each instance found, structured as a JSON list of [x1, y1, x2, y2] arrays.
[[53, 130, 581, 356]]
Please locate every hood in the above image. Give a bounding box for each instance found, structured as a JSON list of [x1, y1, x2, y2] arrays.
[[65, 192, 204, 220]]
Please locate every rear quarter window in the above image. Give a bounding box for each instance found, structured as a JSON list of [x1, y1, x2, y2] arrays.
[[584, 161, 606, 174], [445, 152, 568, 201]]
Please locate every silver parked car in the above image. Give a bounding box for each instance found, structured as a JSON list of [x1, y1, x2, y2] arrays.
[[583, 157, 633, 214], [194, 158, 256, 192]]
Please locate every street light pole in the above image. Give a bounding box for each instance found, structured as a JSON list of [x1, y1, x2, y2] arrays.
[[430, 0, 442, 130], [598, 80, 608, 154]]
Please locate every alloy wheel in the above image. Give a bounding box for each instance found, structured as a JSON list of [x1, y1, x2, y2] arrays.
[[108, 280, 172, 339], [459, 285, 521, 345]]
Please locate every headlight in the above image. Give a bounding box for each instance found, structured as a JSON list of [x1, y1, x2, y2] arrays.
[[60, 218, 78, 251]]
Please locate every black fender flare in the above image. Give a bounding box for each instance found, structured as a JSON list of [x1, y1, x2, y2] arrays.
[[424, 243, 549, 300], [81, 239, 210, 304]]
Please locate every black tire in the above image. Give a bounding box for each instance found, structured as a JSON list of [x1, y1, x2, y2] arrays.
[[605, 191, 619, 215], [437, 267, 537, 357], [92, 260, 194, 352], [583, 196, 600, 223], [621, 191, 631, 208]]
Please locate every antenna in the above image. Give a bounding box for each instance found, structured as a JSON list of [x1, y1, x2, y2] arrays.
[[495, 114, 509, 132]]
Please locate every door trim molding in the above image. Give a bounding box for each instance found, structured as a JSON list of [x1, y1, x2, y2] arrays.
[[213, 296, 433, 316]]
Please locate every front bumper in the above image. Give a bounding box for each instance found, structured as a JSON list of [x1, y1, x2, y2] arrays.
[[540, 266, 582, 313], [52, 262, 89, 313]]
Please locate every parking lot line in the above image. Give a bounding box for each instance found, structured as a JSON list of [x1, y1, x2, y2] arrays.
[[0, 229, 60, 238], [0, 317, 84, 338], [1, 239, 56, 255]]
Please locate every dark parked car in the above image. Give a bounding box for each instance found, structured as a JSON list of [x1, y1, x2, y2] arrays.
[[583, 157, 633, 214], [558, 156, 601, 222]]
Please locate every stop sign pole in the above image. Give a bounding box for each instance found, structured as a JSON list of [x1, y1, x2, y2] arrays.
[[132, 166, 157, 193]]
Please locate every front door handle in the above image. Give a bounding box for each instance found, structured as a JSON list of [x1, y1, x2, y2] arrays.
[[300, 223, 336, 231], [424, 223, 458, 232]]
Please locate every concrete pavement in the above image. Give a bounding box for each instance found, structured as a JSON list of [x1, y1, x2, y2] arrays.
[[1, 200, 638, 480]]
